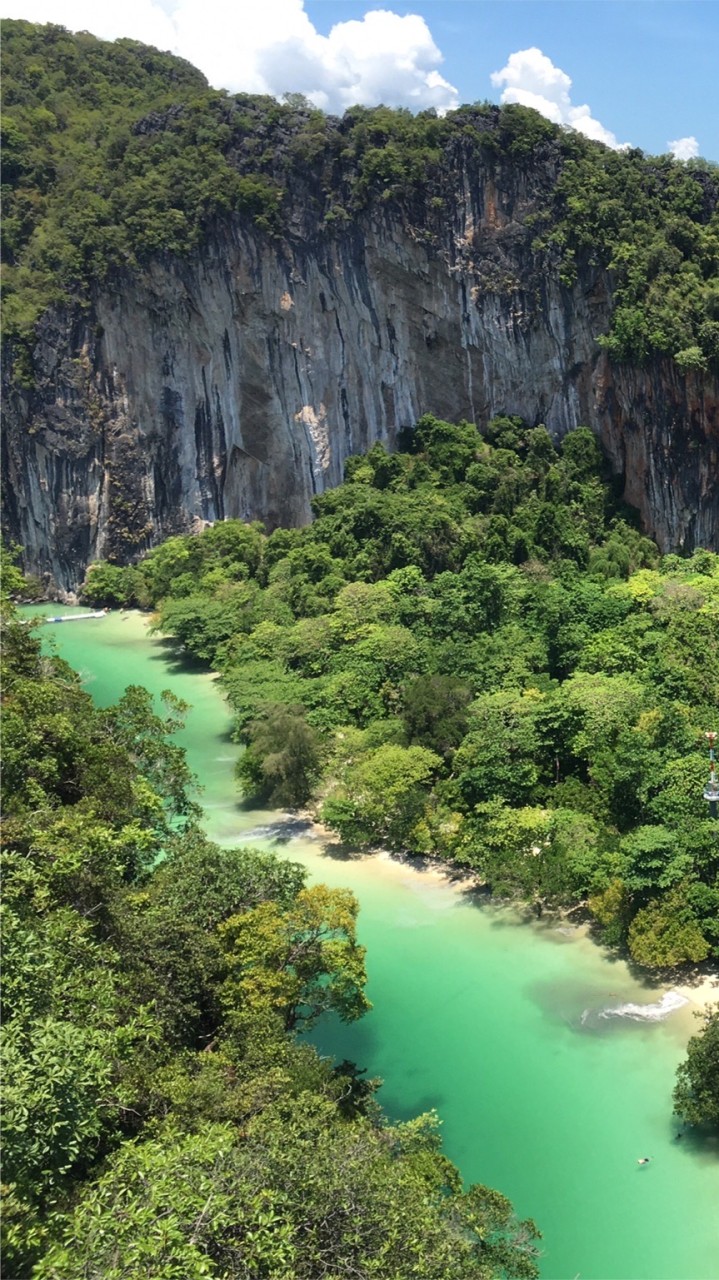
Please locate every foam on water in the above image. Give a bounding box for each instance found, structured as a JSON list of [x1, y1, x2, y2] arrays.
[[581, 990, 689, 1026]]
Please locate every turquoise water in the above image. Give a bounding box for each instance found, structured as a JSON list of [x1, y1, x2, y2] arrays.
[[26, 606, 719, 1280]]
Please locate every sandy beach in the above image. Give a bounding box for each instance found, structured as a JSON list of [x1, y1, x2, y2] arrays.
[[673, 971, 719, 1014], [298, 809, 719, 1022]]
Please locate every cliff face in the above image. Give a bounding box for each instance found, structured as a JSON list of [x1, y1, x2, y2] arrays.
[[3, 169, 718, 592]]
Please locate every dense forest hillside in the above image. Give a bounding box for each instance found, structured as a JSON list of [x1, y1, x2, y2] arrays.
[[82, 417, 719, 973], [2, 20, 718, 368], [0, 573, 541, 1279], [2, 21, 718, 588]]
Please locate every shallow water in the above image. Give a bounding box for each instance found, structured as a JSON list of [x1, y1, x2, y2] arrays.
[[26, 606, 719, 1280]]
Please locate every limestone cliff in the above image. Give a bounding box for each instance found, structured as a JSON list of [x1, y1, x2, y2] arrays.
[[3, 171, 718, 592]]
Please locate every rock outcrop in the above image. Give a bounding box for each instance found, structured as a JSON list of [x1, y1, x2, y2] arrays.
[[3, 169, 717, 592]]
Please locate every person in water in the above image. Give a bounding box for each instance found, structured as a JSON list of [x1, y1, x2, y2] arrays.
[[637, 1157, 651, 1165]]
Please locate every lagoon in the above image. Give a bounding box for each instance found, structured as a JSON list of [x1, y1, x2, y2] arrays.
[[27, 605, 719, 1280]]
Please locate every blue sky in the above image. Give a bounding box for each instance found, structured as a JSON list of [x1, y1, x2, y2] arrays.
[[5, 0, 717, 159], [304, 0, 718, 159]]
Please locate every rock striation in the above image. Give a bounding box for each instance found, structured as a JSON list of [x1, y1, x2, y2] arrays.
[[3, 166, 717, 592]]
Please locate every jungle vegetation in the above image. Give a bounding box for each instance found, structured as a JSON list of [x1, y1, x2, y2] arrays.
[[674, 1005, 719, 1128], [2, 19, 718, 379], [81, 416, 719, 976], [0, 576, 541, 1278]]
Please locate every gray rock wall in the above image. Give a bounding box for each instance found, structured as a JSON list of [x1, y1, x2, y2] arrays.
[[3, 175, 717, 592]]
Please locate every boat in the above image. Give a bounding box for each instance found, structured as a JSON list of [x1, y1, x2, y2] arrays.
[[45, 611, 107, 623]]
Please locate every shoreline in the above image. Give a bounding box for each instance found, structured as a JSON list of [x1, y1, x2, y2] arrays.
[[672, 972, 719, 1015], [31, 606, 718, 1025], [30, 601, 719, 1279], [297, 807, 719, 1018]]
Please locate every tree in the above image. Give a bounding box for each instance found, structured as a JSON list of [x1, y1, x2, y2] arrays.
[[223, 659, 310, 734], [330, 580, 398, 641], [462, 802, 561, 904], [219, 885, 370, 1035], [1, 1018, 114, 1205], [588, 877, 633, 947], [674, 1005, 719, 1128], [1, 541, 37, 600], [1, 640, 196, 833], [451, 690, 542, 808], [80, 561, 135, 606], [642, 752, 710, 827], [35, 1104, 540, 1280], [429, 558, 507, 639], [5, 807, 155, 916], [620, 824, 692, 893], [100, 685, 199, 827], [236, 703, 321, 807], [322, 743, 440, 849], [627, 885, 711, 967], [156, 584, 260, 663], [403, 674, 471, 757], [150, 832, 306, 929], [413, 414, 480, 480]]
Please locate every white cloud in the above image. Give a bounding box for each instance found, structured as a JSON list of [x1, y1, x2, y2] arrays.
[[2, 0, 459, 114], [0, 0, 178, 47], [491, 47, 629, 150], [668, 135, 699, 161]]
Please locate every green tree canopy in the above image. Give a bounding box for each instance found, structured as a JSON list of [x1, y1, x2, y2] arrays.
[[674, 1006, 719, 1129]]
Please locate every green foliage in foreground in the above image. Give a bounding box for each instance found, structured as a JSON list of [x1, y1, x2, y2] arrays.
[[674, 1006, 719, 1129], [2, 21, 718, 374], [83, 416, 719, 972], [0, 592, 540, 1278], [35, 1112, 540, 1280]]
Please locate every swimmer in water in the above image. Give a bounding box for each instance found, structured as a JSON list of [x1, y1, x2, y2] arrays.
[[637, 1157, 651, 1165]]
